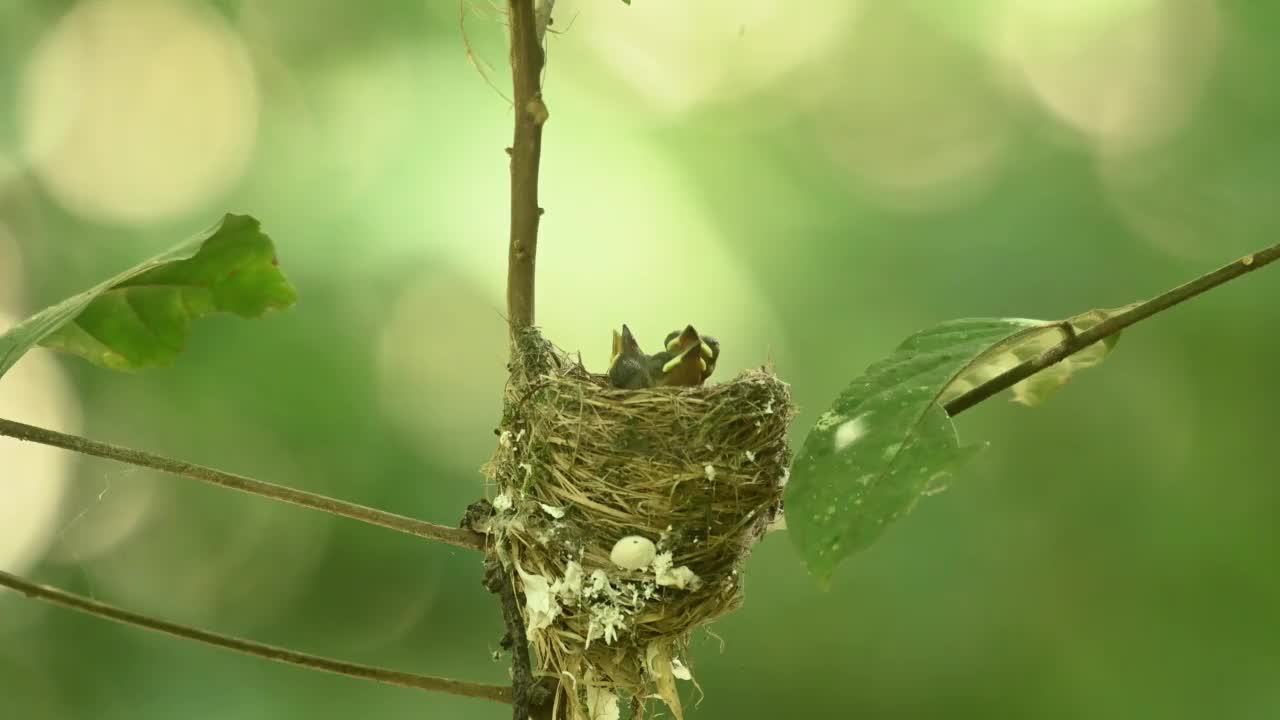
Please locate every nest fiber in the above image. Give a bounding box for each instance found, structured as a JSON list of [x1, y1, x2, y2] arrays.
[[483, 329, 795, 718]]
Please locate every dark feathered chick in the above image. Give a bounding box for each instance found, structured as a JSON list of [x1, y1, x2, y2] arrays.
[[607, 324, 655, 389]]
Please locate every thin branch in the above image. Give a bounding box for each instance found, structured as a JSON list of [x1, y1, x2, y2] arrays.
[[0, 570, 511, 704], [946, 242, 1280, 416], [506, 0, 548, 332], [0, 418, 485, 552]]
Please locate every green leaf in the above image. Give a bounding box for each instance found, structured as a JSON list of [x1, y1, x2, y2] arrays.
[[786, 318, 1043, 579], [0, 214, 295, 380], [787, 307, 1132, 580]]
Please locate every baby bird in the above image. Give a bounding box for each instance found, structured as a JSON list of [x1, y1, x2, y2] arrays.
[[607, 324, 655, 389], [653, 342, 703, 387], [662, 324, 720, 385]]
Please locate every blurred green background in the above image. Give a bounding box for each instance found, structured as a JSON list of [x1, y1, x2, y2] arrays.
[[2, 0, 1278, 718]]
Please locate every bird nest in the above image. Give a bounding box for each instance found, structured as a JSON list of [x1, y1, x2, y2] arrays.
[[480, 328, 795, 719]]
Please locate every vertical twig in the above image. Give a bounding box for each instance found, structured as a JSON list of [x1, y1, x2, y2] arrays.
[[502, 1, 552, 717], [506, 0, 548, 332]]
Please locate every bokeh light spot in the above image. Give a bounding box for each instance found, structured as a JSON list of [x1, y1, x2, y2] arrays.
[[377, 274, 509, 473], [996, 0, 1220, 152], [46, 466, 156, 566], [557, 0, 863, 115], [1098, 139, 1279, 262], [0, 313, 82, 576], [18, 0, 260, 224], [0, 221, 23, 310], [402, 107, 787, 376], [815, 7, 1013, 211], [75, 401, 330, 630]]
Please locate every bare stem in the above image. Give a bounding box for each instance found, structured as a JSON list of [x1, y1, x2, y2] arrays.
[[506, 0, 547, 332], [501, 1, 552, 716], [946, 242, 1280, 416], [0, 418, 485, 552], [0, 570, 511, 704]]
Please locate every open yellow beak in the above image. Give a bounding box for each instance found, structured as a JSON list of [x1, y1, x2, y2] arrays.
[[608, 329, 622, 371]]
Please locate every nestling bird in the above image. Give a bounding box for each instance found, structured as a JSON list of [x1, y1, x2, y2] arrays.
[[607, 324, 656, 389], [663, 324, 720, 385], [606, 323, 722, 389], [652, 342, 703, 387]]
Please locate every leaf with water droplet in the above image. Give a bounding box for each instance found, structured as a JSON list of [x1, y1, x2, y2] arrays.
[[786, 318, 1048, 580], [787, 307, 1133, 580]]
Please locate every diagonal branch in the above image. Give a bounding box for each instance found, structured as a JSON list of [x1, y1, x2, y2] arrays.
[[0, 570, 511, 704], [946, 242, 1280, 416], [506, 0, 548, 332], [0, 418, 485, 551]]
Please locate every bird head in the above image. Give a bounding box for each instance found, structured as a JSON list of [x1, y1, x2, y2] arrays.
[[663, 324, 720, 384], [607, 324, 655, 389]]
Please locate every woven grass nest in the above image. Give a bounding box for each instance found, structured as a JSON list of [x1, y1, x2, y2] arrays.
[[481, 328, 796, 719]]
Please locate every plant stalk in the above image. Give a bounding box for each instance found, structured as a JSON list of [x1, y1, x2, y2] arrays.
[[0, 418, 484, 551], [946, 243, 1280, 416], [0, 570, 511, 704]]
